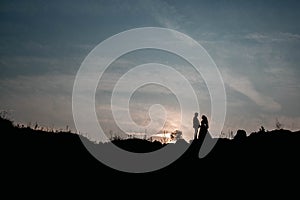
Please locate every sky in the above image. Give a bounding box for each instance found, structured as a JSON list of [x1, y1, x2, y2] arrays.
[[1, 0, 300, 141]]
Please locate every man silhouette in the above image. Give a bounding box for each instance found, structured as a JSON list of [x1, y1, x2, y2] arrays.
[[193, 112, 200, 140]]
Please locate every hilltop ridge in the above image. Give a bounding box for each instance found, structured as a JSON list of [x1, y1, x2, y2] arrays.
[[1, 116, 300, 194]]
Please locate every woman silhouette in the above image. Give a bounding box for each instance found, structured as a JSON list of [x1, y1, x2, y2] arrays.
[[199, 115, 209, 138]]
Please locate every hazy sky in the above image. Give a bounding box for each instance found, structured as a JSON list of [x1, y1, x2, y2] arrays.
[[1, 0, 300, 140]]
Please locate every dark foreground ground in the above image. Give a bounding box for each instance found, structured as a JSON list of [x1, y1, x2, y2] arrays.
[[1, 117, 299, 197]]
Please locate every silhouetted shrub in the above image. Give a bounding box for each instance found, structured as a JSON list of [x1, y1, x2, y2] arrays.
[[234, 129, 247, 140]]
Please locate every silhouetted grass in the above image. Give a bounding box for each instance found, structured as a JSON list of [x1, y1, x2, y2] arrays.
[[1, 115, 300, 194]]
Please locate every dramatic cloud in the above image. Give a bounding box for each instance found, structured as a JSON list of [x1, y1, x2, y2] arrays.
[[222, 70, 281, 112]]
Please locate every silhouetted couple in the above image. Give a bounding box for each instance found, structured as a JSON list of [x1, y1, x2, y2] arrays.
[[193, 112, 209, 140]]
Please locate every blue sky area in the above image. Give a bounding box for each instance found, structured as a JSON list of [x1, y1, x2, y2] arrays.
[[1, 0, 300, 140]]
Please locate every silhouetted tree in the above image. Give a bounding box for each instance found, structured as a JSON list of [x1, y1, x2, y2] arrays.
[[0, 111, 8, 119], [66, 125, 70, 132], [109, 130, 113, 140], [275, 118, 283, 129], [34, 122, 38, 130], [228, 130, 234, 139], [259, 126, 265, 133], [171, 130, 182, 141]]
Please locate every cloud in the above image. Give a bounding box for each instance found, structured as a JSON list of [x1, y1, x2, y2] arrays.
[[263, 65, 300, 99], [244, 32, 300, 43], [222, 69, 281, 112], [141, 0, 185, 30], [0, 74, 74, 129]]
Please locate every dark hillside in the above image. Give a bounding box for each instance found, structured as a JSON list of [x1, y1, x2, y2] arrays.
[[1, 117, 299, 195]]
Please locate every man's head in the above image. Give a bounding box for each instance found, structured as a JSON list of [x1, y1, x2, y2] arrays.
[[194, 112, 198, 117]]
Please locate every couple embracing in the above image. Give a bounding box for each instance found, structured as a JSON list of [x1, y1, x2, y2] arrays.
[[193, 112, 209, 140]]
